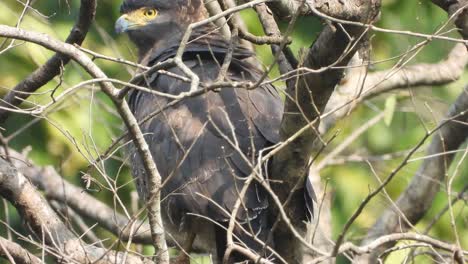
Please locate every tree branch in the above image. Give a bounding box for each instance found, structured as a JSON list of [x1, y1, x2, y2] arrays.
[[267, 0, 377, 21], [357, 86, 468, 262], [431, 0, 468, 39], [0, 158, 151, 263], [267, 1, 381, 263], [351, 1, 468, 261], [0, 148, 152, 245], [364, 44, 468, 97], [310, 232, 468, 264], [0, 0, 96, 124], [320, 43, 468, 134], [0, 237, 41, 264], [0, 25, 169, 264]]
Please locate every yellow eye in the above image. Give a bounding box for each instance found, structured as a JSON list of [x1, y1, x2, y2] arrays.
[[144, 9, 157, 18]]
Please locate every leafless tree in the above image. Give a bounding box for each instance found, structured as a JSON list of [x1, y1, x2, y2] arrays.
[[0, 0, 466, 263]]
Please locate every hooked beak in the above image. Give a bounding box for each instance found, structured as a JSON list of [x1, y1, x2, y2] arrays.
[[115, 14, 132, 34]]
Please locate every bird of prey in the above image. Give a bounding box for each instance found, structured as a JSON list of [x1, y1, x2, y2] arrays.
[[115, 0, 283, 261]]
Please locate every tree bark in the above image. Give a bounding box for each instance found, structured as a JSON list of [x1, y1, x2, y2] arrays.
[[268, 1, 381, 263]]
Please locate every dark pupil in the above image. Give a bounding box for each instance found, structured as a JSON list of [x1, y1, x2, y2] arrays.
[[147, 10, 153, 15]]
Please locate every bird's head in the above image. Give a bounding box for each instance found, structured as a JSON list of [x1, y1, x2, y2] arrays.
[[115, 0, 208, 57]]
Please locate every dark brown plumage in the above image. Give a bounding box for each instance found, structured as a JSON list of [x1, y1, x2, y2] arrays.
[[116, 0, 283, 261]]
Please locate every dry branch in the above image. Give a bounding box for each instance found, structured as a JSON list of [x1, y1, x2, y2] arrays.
[[309, 232, 468, 264], [357, 87, 468, 262], [363, 44, 468, 97], [0, 237, 41, 264], [0, 158, 151, 264], [268, 0, 377, 21], [431, 0, 468, 39], [321, 43, 468, 134], [0, 0, 96, 124], [1, 148, 152, 245], [349, 1, 468, 261], [0, 24, 169, 263]]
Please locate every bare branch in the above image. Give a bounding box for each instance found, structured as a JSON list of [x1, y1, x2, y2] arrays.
[[347, 1, 468, 261], [1, 148, 152, 245], [358, 87, 468, 262], [321, 43, 468, 134], [431, 0, 468, 39], [310, 232, 468, 264], [0, 25, 169, 263], [363, 43, 468, 97], [268, 0, 378, 21], [0, 158, 151, 264], [204, 0, 232, 39], [0, 0, 97, 124], [0, 237, 41, 264]]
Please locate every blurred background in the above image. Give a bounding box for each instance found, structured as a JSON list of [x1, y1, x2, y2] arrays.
[[0, 0, 466, 263]]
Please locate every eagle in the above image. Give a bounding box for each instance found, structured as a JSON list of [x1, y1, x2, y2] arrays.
[[115, 0, 283, 261]]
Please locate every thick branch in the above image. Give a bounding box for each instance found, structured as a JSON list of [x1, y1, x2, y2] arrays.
[[204, 0, 231, 38], [364, 44, 468, 97], [254, 3, 294, 75], [268, 0, 379, 21], [268, 1, 381, 263], [0, 237, 41, 264], [1, 148, 152, 245], [310, 232, 468, 263], [0, 158, 151, 263], [0, 0, 96, 124], [321, 43, 468, 134]]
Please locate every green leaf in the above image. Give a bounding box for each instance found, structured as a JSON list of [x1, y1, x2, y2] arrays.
[[384, 95, 397, 126]]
